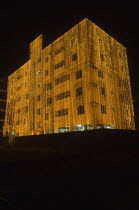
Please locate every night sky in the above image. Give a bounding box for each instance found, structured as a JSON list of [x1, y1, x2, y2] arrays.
[[0, 6, 139, 129]]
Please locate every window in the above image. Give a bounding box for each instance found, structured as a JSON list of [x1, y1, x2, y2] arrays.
[[45, 113, 49, 120], [16, 86, 22, 91], [38, 57, 41, 62], [17, 74, 23, 80], [98, 70, 103, 78], [36, 109, 41, 115], [24, 106, 28, 113], [46, 97, 52, 105], [17, 109, 20, 114], [55, 74, 70, 85], [78, 106, 84, 115], [55, 46, 64, 55], [72, 53, 77, 62], [56, 91, 71, 101], [100, 53, 104, 61], [45, 83, 52, 90], [16, 121, 20, 125], [37, 82, 42, 88], [37, 70, 42, 75], [45, 70, 49, 76], [26, 93, 29, 99], [54, 60, 65, 70], [37, 95, 41, 101], [101, 105, 106, 114], [100, 87, 106, 96], [76, 88, 83, 96], [71, 38, 77, 46], [76, 70, 82, 79], [45, 57, 49, 63], [56, 108, 68, 117], [36, 122, 40, 128]]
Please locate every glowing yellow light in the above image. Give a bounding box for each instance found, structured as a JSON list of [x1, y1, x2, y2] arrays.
[[3, 18, 135, 137]]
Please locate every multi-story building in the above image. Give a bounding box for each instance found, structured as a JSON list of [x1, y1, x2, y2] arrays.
[[0, 78, 7, 136], [3, 18, 135, 137]]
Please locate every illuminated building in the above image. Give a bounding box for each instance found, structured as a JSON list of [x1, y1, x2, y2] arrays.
[[0, 78, 7, 136], [3, 18, 135, 136]]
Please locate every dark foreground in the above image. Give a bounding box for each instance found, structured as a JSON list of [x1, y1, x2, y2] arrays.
[[0, 129, 139, 209]]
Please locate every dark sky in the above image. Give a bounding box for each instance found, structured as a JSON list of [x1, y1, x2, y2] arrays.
[[0, 6, 139, 129]]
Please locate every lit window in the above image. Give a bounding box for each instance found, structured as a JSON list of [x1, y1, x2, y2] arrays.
[[37, 82, 42, 88], [37, 70, 42, 75], [36, 122, 40, 128]]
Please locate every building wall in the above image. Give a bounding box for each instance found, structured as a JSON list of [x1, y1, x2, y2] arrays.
[[0, 78, 7, 136], [3, 18, 135, 136]]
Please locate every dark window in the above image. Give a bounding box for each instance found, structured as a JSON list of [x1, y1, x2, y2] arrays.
[[55, 46, 64, 55], [36, 109, 41, 115], [54, 60, 65, 70], [46, 98, 52, 105], [78, 106, 84, 115], [24, 106, 28, 113], [76, 70, 82, 79], [71, 38, 77, 46], [55, 74, 70, 85], [38, 57, 41, 62], [56, 91, 71, 101], [100, 53, 104, 61], [17, 75, 23, 80], [26, 93, 29, 99], [101, 105, 106, 114], [100, 87, 106, 96], [45, 113, 49, 120], [16, 121, 20, 125], [17, 109, 20, 114], [56, 108, 68, 117], [45, 83, 52, 90], [98, 70, 103, 78], [76, 88, 83, 96], [72, 53, 77, 62], [45, 70, 49, 76], [45, 57, 49, 63], [37, 95, 41, 101]]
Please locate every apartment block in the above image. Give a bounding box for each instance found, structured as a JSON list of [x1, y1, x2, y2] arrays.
[[3, 18, 135, 136]]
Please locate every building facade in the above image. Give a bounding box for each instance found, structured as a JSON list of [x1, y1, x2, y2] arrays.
[[0, 78, 7, 136], [3, 18, 135, 136]]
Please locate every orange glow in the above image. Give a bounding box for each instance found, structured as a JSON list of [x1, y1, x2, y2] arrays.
[[3, 18, 135, 137]]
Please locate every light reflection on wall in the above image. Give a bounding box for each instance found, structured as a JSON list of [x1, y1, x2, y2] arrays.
[[3, 18, 135, 137]]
